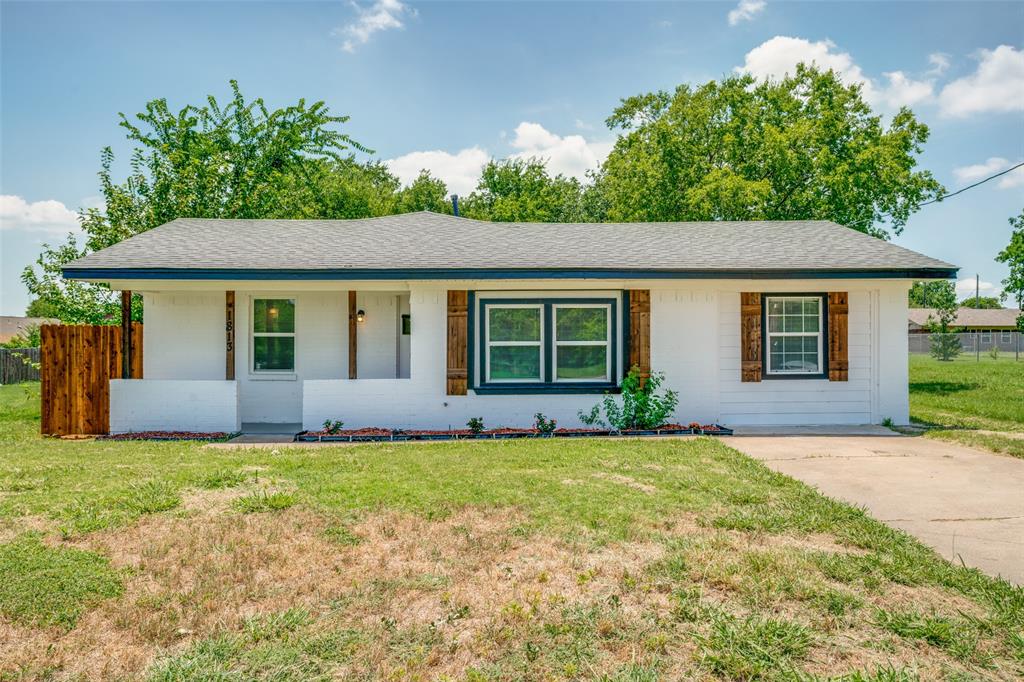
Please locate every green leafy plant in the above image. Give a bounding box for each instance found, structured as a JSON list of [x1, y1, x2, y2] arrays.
[[578, 366, 678, 431], [322, 419, 344, 435], [534, 412, 557, 435], [466, 417, 485, 434], [989, 345, 1001, 360]]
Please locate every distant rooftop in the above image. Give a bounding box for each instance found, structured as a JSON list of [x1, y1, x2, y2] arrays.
[[908, 307, 1021, 328]]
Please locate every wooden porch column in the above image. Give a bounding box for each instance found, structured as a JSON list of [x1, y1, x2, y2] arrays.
[[348, 291, 358, 379], [121, 290, 132, 379], [225, 291, 235, 380]]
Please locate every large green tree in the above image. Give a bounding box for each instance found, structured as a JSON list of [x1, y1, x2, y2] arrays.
[[594, 66, 942, 237], [909, 281, 956, 308], [996, 209, 1024, 330], [460, 158, 587, 223], [22, 81, 384, 323]]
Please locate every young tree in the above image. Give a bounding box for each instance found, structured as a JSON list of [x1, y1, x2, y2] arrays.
[[460, 158, 587, 222], [996, 209, 1024, 331], [909, 281, 956, 308], [22, 81, 376, 322], [595, 65, 941, 237], [926, 282, 961, 361]]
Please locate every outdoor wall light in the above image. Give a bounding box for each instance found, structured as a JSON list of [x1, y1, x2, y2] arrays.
[[356, 309, 366, 323]]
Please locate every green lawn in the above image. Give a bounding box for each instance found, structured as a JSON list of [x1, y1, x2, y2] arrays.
[[909, 354, 1024, 457], [1, 382, 1022, 680]]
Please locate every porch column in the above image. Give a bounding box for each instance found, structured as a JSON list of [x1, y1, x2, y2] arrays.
[[348, 290, 357, 379], [121, 290, 132, 379], [225, 291, 235, 380]]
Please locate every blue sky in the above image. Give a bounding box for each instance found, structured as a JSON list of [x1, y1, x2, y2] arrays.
[[2, 0, 1022, 315]]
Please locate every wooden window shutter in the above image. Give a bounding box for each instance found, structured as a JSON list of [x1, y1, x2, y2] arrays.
[[446, 290, 468, 395], [828, 292, 849, 381], [628, 290, 651, 381], [740, 293, 762, 382]]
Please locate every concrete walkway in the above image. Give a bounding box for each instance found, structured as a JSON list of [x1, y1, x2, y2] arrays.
[[727, 434, 1024, 584]]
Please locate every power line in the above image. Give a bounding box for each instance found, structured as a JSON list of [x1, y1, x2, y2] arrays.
[[849, 160, 1024, 230]]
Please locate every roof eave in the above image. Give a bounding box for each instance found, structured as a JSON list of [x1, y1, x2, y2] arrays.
[[62, 266, 960, 282]]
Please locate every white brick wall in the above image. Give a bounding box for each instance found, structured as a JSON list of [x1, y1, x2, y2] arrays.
[[110, 380, 240, 433], [137, 279, 912, 431]]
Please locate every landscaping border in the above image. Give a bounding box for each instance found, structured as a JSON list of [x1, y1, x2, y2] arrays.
[[293, 424, 733, 443], [97, 431, 242, 442]]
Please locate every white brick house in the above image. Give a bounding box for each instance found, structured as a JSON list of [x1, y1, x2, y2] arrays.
[[62, 212, 957, 434]]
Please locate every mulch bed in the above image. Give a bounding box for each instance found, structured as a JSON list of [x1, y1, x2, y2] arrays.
[[98, 431, 240, 442], [295, 423, 732, 442]]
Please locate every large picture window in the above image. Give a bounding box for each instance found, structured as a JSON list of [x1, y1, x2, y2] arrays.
[[479, 298, 617, 391], [253, 298, 295, 372], [765, 295, 824, 376]]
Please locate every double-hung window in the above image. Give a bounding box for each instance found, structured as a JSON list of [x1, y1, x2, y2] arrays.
[[252, 298, 295, 373], [1002, 330, 1014, 344], [765, 295, 824, 377], [480, 298, 616, 390]]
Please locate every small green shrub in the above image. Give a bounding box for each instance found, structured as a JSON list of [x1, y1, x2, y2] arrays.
[[579, 365, 678, 430], [233, 490, 296, 513], [322, 419, 344, 434], [0, 534, 123, 629], [534, 412, 557, 434], [466, 417, 485, 434]]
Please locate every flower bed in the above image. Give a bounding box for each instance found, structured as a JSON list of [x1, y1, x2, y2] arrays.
[[98, 431, 240, 442], [294, 423, 732, 442]]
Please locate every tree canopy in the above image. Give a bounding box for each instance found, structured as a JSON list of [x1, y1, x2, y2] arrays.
[[24, 69, 948, 322], [909, 281, 956, 309], [996, 209, 1024, 330], [593, 66, 941, 237]]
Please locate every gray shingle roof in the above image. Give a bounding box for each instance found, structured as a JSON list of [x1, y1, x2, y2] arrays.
[[63, 211, 956, 279], [908, 308, 1021, 328]]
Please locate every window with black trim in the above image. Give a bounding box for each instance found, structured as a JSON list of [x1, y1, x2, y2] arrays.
[[763, 295, 826, 378], [477, 297, 618, 392], [252, 298, 295, 372]]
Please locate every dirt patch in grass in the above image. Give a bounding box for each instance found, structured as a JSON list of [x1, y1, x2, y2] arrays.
[[591, 471, 658, 494]]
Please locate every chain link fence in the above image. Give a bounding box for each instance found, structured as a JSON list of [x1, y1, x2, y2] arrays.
[[909, 331, 1022, 360]]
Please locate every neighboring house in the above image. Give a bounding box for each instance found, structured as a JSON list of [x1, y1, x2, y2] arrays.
[[62, 212, 957, 433], [0, 316, 56, 344], [908, 307, 1021, 351]]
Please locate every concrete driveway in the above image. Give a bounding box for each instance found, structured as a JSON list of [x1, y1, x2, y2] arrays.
[[727, 433, 1024, 585]]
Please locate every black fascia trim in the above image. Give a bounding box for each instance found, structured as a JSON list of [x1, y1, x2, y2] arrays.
[[62, 266, 960, 281], [760, 292, 830, 381]]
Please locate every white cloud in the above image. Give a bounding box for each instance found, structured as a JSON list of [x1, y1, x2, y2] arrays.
[[335, 0, 412, 53], [508, 122, 612, 181], [386, 147, 489, 197], [953, 157, 1024, 189], [881, 71, 934, 108], [735, 36, 934, 109], [938, 45, 1024, 117], [728, 0, 766, 26], [0, 195, 80, 236], [927, 52, 950, 76], [956, 278, 1003, 301], [385, 122, 612, 196]]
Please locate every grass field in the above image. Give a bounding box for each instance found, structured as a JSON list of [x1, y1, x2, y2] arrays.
[[909, 355, 1024, 458], [1, 382, 1022, 680]]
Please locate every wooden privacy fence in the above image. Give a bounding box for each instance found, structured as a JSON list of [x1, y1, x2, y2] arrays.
[[40, 324, 142, 436], [0, 348, 41, 384]]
